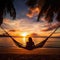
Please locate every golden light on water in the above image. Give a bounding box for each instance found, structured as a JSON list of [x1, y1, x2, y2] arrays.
[[20, 32, 29, 46], [22, 37, 27, 46]]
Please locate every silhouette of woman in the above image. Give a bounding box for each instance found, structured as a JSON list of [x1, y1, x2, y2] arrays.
[[26, 37, 35, 50]]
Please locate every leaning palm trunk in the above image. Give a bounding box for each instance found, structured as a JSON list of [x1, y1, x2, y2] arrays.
[[37, 0, 60, 22], [0, 0, 16, 25]]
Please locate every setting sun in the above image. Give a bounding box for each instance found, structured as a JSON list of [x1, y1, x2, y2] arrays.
[[21, 32, 28, 37]]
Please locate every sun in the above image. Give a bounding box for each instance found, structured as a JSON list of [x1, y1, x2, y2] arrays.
[[21, 32, 28, 37]]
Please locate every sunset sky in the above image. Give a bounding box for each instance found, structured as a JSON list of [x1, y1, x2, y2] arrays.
[[0, 0, 60, 48], [2, 0, 59, 35]]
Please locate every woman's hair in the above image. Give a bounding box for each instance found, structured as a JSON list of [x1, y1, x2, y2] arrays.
[[28, 37, 33, 42]]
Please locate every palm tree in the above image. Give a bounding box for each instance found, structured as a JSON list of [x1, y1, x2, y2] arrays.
[[37, 0, 53, 22], [37, 0, 60, 22], [0, 0, 16, 25]]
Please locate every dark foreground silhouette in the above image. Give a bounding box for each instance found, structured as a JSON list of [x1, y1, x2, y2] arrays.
[[0, 0, 16, 25], [12, 27, 59, 50], [1, 26, 59, 50], [26, 0, 60, 22], [26, 37, 35, 50]]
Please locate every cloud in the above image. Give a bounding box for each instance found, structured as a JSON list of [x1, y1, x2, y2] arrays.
[[1, 17, 60, 37], [41, 22, 60, 31]]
